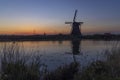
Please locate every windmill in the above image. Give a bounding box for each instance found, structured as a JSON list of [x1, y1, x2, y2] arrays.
[[65, 10, 83, 37]]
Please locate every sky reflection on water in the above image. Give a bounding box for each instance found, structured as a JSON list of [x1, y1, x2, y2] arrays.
[[0, 40, 119, 70]]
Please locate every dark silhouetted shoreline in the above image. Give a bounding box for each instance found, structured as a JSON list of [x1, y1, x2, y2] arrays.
[[0, 33, 120, 41]]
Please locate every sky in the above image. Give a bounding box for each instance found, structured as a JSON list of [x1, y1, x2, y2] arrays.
[[0, 0, 120, 35]]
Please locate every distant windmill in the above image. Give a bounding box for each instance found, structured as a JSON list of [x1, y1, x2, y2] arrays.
[[65, 10, 83, 36]]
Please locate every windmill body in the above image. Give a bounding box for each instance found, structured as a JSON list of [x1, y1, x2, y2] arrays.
[[65, 10, 83, 37], [71, 22, 81, 35]]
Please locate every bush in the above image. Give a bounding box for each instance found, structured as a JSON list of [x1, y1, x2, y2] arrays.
[[43, 62, 79, 80]]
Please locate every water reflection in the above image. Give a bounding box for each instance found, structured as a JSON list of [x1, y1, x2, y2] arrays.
[[71, 40, 81, 55], [71, 40, 81, 63]]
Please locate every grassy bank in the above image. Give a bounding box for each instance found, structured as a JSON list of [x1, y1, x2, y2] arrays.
[[0, 42, 120, 80], [0, 43, 43, 80]]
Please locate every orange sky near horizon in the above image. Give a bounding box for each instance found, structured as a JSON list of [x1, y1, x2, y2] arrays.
[[1, 24, 119, 35], [0, 23, 71, 35]]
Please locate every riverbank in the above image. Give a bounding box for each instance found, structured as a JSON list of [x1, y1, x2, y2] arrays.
[[0, 34, 120, 41]]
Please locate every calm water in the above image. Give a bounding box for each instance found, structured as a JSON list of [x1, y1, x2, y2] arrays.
[[0, 40, 119, 70]]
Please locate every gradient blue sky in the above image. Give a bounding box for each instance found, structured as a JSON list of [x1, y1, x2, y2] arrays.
[[0, 0, 120, 35]]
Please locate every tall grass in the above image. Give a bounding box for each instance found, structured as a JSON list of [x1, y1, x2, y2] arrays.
[[73, 42, 120, 80], [0, 42, 43, 80]]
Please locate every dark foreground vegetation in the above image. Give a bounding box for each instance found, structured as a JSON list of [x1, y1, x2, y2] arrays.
[[0, 43, 120, 80], [0, 43, 43, 80]]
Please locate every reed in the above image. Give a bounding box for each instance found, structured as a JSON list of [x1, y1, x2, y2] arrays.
[[0, 42, 42, 80]]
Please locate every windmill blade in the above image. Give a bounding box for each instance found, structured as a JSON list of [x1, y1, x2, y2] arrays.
[[78, 22, 83, 24], [65, 22, 72, 24], [73, 10, 77, 22]]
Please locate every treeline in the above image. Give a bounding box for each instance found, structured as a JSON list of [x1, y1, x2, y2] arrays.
[[83, 34, 120, 40], [0, 33, 120, 41]]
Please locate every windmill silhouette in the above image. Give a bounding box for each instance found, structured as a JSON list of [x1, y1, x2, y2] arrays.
[[65, 10, 83, 37]]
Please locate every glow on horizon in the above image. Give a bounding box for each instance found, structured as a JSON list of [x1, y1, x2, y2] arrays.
[[0, 23, 71, 35], [0, 21, 120, 35]]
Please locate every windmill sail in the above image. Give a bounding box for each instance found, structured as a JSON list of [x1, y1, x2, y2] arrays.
[[73, 10, 77, 22]]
